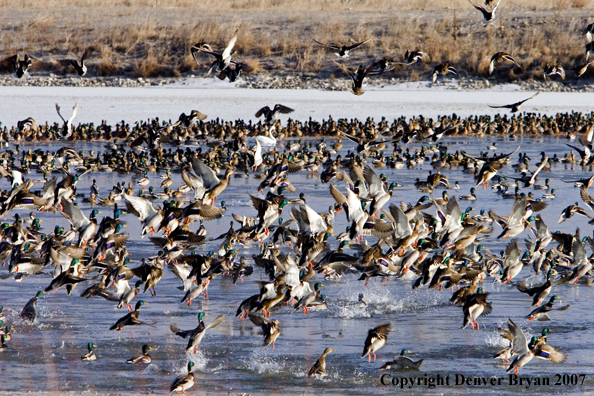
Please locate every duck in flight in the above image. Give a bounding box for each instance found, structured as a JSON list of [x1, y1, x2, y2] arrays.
[[69, 48, 94, 76], [469, 0, 501, 22], [488, 90, 541, 113], [489, 52, 521, 75], [313, 37, 374, 57], [333, 61, 374, 96]]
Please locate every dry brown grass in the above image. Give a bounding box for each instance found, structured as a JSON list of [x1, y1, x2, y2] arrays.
[[0, 1, 593, 81]]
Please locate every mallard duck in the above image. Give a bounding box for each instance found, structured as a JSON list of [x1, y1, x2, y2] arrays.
[[117, 280, 141, 311], [558, 202, 592, 223], [462, 288, 492, 330], [313, 36, 373, 57], [308, 347, 335, 377], [379, 349, 424, 370], [469, 0, 501, 22], [532, 334, 566, 364], [489, 90, 541, 113], [124, 194, 162, 237], [432, 63, 458, 83], [503, 319, 535, 374], [179, 201, 225, 222], [0, 335, 7, 352], [255, 104, 294, 125], [69, 48, 93, 76], [362, 323, 391, 362], [19, 290, 44, 322], [526, 295, 570, 321], [542, 189, 556, 199], [81, 342, 97, 361], [109, 301, 152, 331], [488, 52, 521, 75], [517, 269, 562, 306], [333, 61, 374, 96], [294, 282, 325, 314], [0, 306, 4, 321], [169, 361, 195, 395], [192, 29, 238, 77], [180, 278, 211, 307], [459, 187, 477, 201], [249, 314, 281, 350], [126, 344, 154, 364], [533, 178, 550, 190], [170, 312, 224, 353], [137, 171, 150, 189]]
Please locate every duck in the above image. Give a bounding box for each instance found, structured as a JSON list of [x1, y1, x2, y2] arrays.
[[308, 347, 335, 377], [5, 53, 32, 78], [333, 61, 374, 96], [379, 349, 424, 370], [255, 104, 294, 125], [362, 323, 391, 362], [526, 295, 570, 321], [124, 194, 163, 237], [81, 343, 97, 361], [69, 48, 93, 76], [137, 171, 150, 189], [459, 187, 477, 201], [293, 282, 325, 314], [469, 0, 501, 22], [126, 344, 154, 364], [170, 312, 224, 353], [533, 178, 551, 190], [488, 52, 521, 75], [109, 301, 152, 331], [462, 288, 492, 330], [180, 278, 211, 307], [432, 63, 459, 83], [19, 290, 44, 322], [314, 36, 374, 57], [504, 319, 535, 375], [192, 29, 238, 77], [169, 361, 196, 395], [248, 314, 281, 351]]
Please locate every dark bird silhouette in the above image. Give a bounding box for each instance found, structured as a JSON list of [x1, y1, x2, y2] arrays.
[[469, 0, 501, 22], [255, 104, 295, 124], [488, 90, 541, 113], [313, 37, 373, 57], [334, 61, 374, 96], [489, 52, 521, 75], [69, 48, 94, 76]]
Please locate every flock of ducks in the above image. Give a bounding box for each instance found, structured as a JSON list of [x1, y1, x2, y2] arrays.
[[1, 99, 594, 392], [2, 10, 593, 93]]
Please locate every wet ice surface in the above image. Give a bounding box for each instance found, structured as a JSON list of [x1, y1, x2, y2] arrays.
[[1, 86, 594, 395], [1, 81, 594, 126]]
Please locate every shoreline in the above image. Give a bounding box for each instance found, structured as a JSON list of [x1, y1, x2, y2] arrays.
[[1, 73, 592, 93]]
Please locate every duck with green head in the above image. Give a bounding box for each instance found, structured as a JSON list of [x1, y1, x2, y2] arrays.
[[109, 301, 152, 331], [526, 295, 570, 321], [20, 291, 44, 322], [126, 344, 154, 364], [170, 312, 224, 353], [170, 361, 195, 394], [81, 342, 97, 361]]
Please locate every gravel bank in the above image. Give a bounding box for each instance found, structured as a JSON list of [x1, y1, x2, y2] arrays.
[[1, 73, 592, 93]]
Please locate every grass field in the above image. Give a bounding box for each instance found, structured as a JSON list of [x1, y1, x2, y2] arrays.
[[1, 0, 593, 80]]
